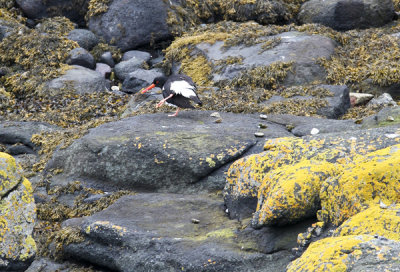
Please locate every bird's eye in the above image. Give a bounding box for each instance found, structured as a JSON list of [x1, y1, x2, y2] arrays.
[[156, 81, 159, 84]]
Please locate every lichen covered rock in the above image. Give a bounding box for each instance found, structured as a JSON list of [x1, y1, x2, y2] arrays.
[[225, 125, 400, 225], [287, 235, 400, 272], [0, 152, 36, 270], [333, 204, 400, 241], [320, 144, 400, 226]]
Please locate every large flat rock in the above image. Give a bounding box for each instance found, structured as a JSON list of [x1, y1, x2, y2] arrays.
[[47, 111, 291, 192], [63, 193, 302, 272]]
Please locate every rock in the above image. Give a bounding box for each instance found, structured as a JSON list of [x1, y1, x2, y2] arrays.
[[46, 111, 291, 193], [120, 92, 163, 117], [195, 31, 336, 86], [349, 92, 374, 106], [367, 93, 397, 107], [62, 193, 295, 271], [298, 0, 395, 31], [95, 63, 112, 79], [67, 29, 99, 51], [121, 68, 164, 94], [0, 19, 20, 41], [0, 152, 36, 271], [362, 107, 400, 128], [315, 85, 350, 119], [333, 204, 400, 240], [224, 125, 400, 223], [114, 57, 145, 81], [320, 144, 400, 226], [87, 0, 171, 51], [66, 47, 96, 70], [100, 51, 115, 68], [46, 65, 109, 95], [262, 114, 360, 137], [16, 0, 89, 26], [287, 235, 400, 271], [0, 121, 60, 155], [122, 50, 151, 62]]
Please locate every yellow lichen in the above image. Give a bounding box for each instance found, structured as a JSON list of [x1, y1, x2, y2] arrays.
[[333, 204, 400, 241], [287, 235, 373, 272]]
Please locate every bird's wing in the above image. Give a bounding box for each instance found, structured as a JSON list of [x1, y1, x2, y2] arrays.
[[169, 80, 198, 99]]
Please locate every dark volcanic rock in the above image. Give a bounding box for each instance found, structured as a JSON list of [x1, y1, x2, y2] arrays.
[[87, 0, 171, 51], [63, 193, 296, 272], [298, 0, 395, 31], [16, 0, 89, 26], [46, 111, 291, 192], [67, 29, 99, 51], [66, 48, 96, 70]]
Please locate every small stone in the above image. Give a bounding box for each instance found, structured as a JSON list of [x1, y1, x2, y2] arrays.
[[260, 114, 268, 120], [349, 92, 374, 106], [385, 133, 400, 139], [111, 86, 120, 92], [380, 200, 389, 209], [214, 118, 222, 123], [258, 123, 268, 129], [254, 132, 264, 137], [210, 112, 221, 118], [387, 116, 395, 121], [310, 128, 319, 135], [191, 218, 200, 224]]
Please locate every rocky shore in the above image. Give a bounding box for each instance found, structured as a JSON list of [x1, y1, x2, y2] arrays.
[[1, 0, 400, 271]]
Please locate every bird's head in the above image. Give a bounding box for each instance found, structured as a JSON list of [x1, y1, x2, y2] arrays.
[[140, 76, 167, 94]]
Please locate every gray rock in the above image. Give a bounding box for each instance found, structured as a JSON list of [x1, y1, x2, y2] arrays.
[[67, 29, 99, 51], [46, 65, 109, 95], [100, 51, 115, 67], [63, 193, 295, 272], [316, 85, 350, 119], [16, 0, 89, 26], [46, 111, 291, 193], [87, 0, 170, 51], [298, 0, 395, 31], [196, 31, 336, 86], [0, 19, 20, 41], [114, 57, 144, 81], [122, 50, 151, 62], [0, 153, 36, 271], [121, 68, 164, 94], [66, 47, 96, 70], [0, 121, 60, 154], [95, 62, 112, 79], [367, 93, 397, 107], [362, 107, 400, 129]]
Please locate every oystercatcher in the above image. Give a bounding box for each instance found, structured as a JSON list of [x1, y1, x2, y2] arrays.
[[141, 74, 202, 117]]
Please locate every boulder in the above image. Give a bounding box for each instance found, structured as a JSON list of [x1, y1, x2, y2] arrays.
[[16, 0, 89, 26], [46, 111, 291, 193], [0, 152, 36, 271], [66, 48, 96, 70], [114, 57, 146, 81], [224, 124, 400, 223], [46, 65, 109, 95], [0, 121, 60, 155], [95, 63, 112, 79], [99, 51, 115, 67], [62, 193, 296, 271], [67, 29, 99, 51], [287, 235, 400, 271], [87, 0, 171, 51], [362, 106, 400, 128], [121, 68, 164, 94], [298, 0, 395, 31], [122, 50, 151, 62]]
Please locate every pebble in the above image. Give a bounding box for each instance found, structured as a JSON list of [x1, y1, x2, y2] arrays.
[[191, 218, 200, 224], [214, 118, 222, 123], [387, 116, 395, 121], [259, 114, 268, 120], [254, 132, 264, 137], [310, 128, 320, 135], [111, 86, 120, 92], [258, 123, 268, 129], [210, 112, 221, 118]]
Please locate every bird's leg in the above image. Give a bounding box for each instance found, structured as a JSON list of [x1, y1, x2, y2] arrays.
[[156, 94, 174, 108], [168, 107, 180, 117]]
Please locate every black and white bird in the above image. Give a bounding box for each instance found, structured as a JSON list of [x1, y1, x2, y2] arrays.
[[141, 74, 202, 117]]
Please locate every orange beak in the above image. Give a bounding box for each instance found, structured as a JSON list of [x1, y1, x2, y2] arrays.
[[141, 83, 155, 94]]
